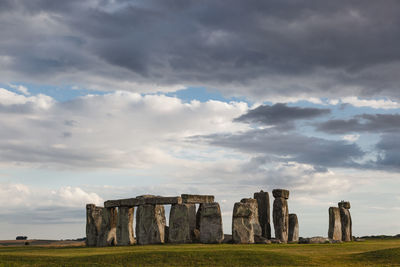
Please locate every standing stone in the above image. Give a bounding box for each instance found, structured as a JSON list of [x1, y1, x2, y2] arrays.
[[169, 203, 196, 243], [288, 213, 299, 242], [232, 198, 262, 244], [328, 207, 342, 241], [340, 207, 352, 242], [272, 189, 289, 243], [97, 207, 118, 246], [86, 204, 103, 246], [198, 202, 224, 243], [254, 190, 271, 239], [116, 207, 135, 246], [136, 204, 166, 245]]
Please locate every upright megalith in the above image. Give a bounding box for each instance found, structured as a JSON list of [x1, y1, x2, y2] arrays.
[[328, 207, 342, 241], [136, 204, 166, 245], [86, 204, 103, 246], [288, 214, 299, 242], [116, 207, 134, 246], [169, 203, 196, 243], [272, 189, 289, 243], [254, 190, 271, 239], [339, 201, 352, 242], [198, 202, 224, 243], [97, 207, 118, 246], [232, 198, 262, 244]]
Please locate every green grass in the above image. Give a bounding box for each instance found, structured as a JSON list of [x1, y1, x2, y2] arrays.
[[1, 239, 400, 266]]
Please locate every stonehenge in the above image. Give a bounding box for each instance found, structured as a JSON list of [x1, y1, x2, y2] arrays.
[[272, 189, 289, 243], [230, 188, 299, 244], [86, 190, 356, 246], [86, 194, 219, 246], [328, 201, 352, 242]]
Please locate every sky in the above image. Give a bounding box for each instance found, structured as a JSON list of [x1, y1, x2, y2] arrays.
[[1, 0, 400, 239]]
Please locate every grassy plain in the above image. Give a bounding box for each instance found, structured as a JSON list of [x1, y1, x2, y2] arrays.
[[0, 239, 400, 267]]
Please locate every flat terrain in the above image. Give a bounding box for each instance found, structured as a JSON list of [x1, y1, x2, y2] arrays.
[[0, 239, 400, 266]]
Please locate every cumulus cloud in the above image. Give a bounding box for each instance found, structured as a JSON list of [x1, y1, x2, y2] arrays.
[[0, 88, 249, 169], [0, 183, 102, 225], [1, 1, 400, 100]]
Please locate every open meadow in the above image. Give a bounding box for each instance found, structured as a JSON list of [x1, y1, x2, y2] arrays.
[[0, 239, 400, 267]]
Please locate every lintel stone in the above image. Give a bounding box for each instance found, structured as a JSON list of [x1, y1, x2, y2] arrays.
[[272, 189, 290, 199], [338, 201, 351, 209], [181, 194, 215, 204], [104, 196, 182, 208]]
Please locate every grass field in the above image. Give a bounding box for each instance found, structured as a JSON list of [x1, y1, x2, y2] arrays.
[[0, 239, 400, 267]]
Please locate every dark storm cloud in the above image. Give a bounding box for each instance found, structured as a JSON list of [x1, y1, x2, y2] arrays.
[[373, 134, 400, 170], [197, 129, 364, 168], [235, 103, 330, 129], [2, 1, 400, 98], [316, 114, 400, 134]]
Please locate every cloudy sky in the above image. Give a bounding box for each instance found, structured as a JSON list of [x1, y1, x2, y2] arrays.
[[1, 0, 400, 239]]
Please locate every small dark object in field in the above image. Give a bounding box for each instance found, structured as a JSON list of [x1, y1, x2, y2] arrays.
[[24, 242, 30, 245]]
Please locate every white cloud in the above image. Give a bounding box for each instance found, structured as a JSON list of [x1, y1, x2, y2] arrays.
[[0, 183, 102, 209], [0, 88, 53, 108], [51, 186, 103, 207], [342, 134, 360, 142], [340, 96, 400, 109], [0, 88, 249, 169], [9, 84, 30, 95]]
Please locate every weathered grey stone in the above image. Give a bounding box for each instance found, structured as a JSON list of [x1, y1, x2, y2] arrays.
[[288, 213, 299, 242], [136, 204, 166, 245], [272, 189, 289, 199], [116, 207, 134, 246], [86, 204, 103, 246], [140, 196, 182, 205], [340, 207, 352, 242], [105, 196, 182, 208], [299, 236, 330, 244], [97, 207, 118, 247], [181, 194, 214, 204], [232, 198, 262, 244], [328, 207, 342, 241], [198, 202, 224, 243], [338, 201, 351, 209], [169, 203, 196, 243], [273, 197, 289, 243], [254, 190, 271, 239], [104, 200, 124, 208]]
